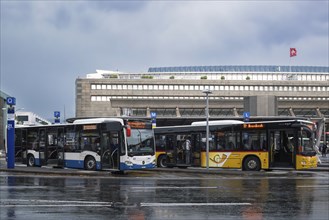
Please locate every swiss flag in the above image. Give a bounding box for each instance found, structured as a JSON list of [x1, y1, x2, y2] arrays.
[[290, 48, 297, 57]]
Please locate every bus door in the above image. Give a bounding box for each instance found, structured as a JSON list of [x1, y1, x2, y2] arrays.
[[101, 131, 119, 170], [269, 130, 295, 168], [164, 134, 177, 167], [15, 128, 27, 163], [56, 127, 65, 168], [191, 133, 201, 167], [45, 127, 62, 167], [38, 128, 47, 166]]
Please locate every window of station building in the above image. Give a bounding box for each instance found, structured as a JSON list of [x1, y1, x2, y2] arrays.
[[96, 84, 101, 90], [91, 84, 96, 90], [169, 85, 173, 90], [138, 85, 143, 90], [101, 85, 106, 90], [164, 85, 169, 90], [133, 85, 138, 90], [118, 85, 122, 90], [179, 85, 184, 90]]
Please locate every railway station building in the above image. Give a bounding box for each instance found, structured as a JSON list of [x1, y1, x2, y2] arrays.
[[76, 65, 328, 119]]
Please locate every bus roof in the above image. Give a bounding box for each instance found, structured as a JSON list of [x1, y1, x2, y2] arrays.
[[191, 119, 313, 126], [191, 120, 244, 126], [15, 118, 126, 129], [72, 118, 125, 125], [154, 119, 314, 134]]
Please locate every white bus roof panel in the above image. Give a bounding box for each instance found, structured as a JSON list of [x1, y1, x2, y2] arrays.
[[191, 120, 244, 126], [73, 118, 124, 125]]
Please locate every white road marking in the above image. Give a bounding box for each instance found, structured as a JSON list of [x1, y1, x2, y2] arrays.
[[1, 199, 112, 204], [141, 202, 251, 207], [1, 199, 251, 208], [0, 186, 48, 189], [1, 199, 113, 207], [1, 204, 113, 207], [297, 185, 329, 188], [132, 186, 218, 189]]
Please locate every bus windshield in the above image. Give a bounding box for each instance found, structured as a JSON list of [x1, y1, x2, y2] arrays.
[[127, 129, 155, 156], [300, 130, 315, 153]]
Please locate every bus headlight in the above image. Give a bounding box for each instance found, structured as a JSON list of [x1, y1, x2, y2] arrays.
[[125, 160, 133, 166]]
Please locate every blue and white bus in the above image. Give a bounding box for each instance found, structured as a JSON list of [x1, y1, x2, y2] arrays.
[[15, 118, 156, 171]]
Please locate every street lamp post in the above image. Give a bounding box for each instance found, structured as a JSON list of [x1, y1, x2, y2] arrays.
[[202, 89, 212, 170]]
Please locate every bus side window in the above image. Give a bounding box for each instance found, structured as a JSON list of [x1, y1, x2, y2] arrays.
[[155, 135, 166, 150], [261, 140, 267, 150]]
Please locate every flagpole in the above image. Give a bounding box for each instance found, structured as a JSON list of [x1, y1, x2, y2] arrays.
[[289, 56, 291, 73], [289, 48, 297, 80]]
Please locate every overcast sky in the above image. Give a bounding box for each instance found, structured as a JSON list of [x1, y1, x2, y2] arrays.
[[1, 0, 328, 122]]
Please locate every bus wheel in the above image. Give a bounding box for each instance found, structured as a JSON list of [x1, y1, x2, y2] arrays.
[[27, 154, 35, 167], [243, 156, 261, 171], [157, 155, 167, 168], [84, 156, 96, 170]]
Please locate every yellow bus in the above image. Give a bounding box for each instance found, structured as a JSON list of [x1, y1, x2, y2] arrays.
[[154, 119, 317, 171]]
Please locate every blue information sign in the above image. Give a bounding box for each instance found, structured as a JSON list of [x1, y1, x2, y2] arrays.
[[6, 97, 16, 106], [150, 112, 157, 118], [243, 112, 250, 122], [54, 111, 60, 118], [243, 112, 250, 119], [7, 115, 15, 169]]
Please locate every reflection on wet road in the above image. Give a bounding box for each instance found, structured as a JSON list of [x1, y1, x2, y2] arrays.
[[1, 171, 328, 220]]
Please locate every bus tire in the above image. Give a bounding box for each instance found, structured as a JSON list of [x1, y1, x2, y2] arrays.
[[243, 156, 261, 171], [84, 156, 96, 171], [27, 154, 35, 167], [157, 155, 167, 168]]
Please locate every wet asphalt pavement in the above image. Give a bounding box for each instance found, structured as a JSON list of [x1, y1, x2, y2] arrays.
[[0, 161, 329, 220]]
